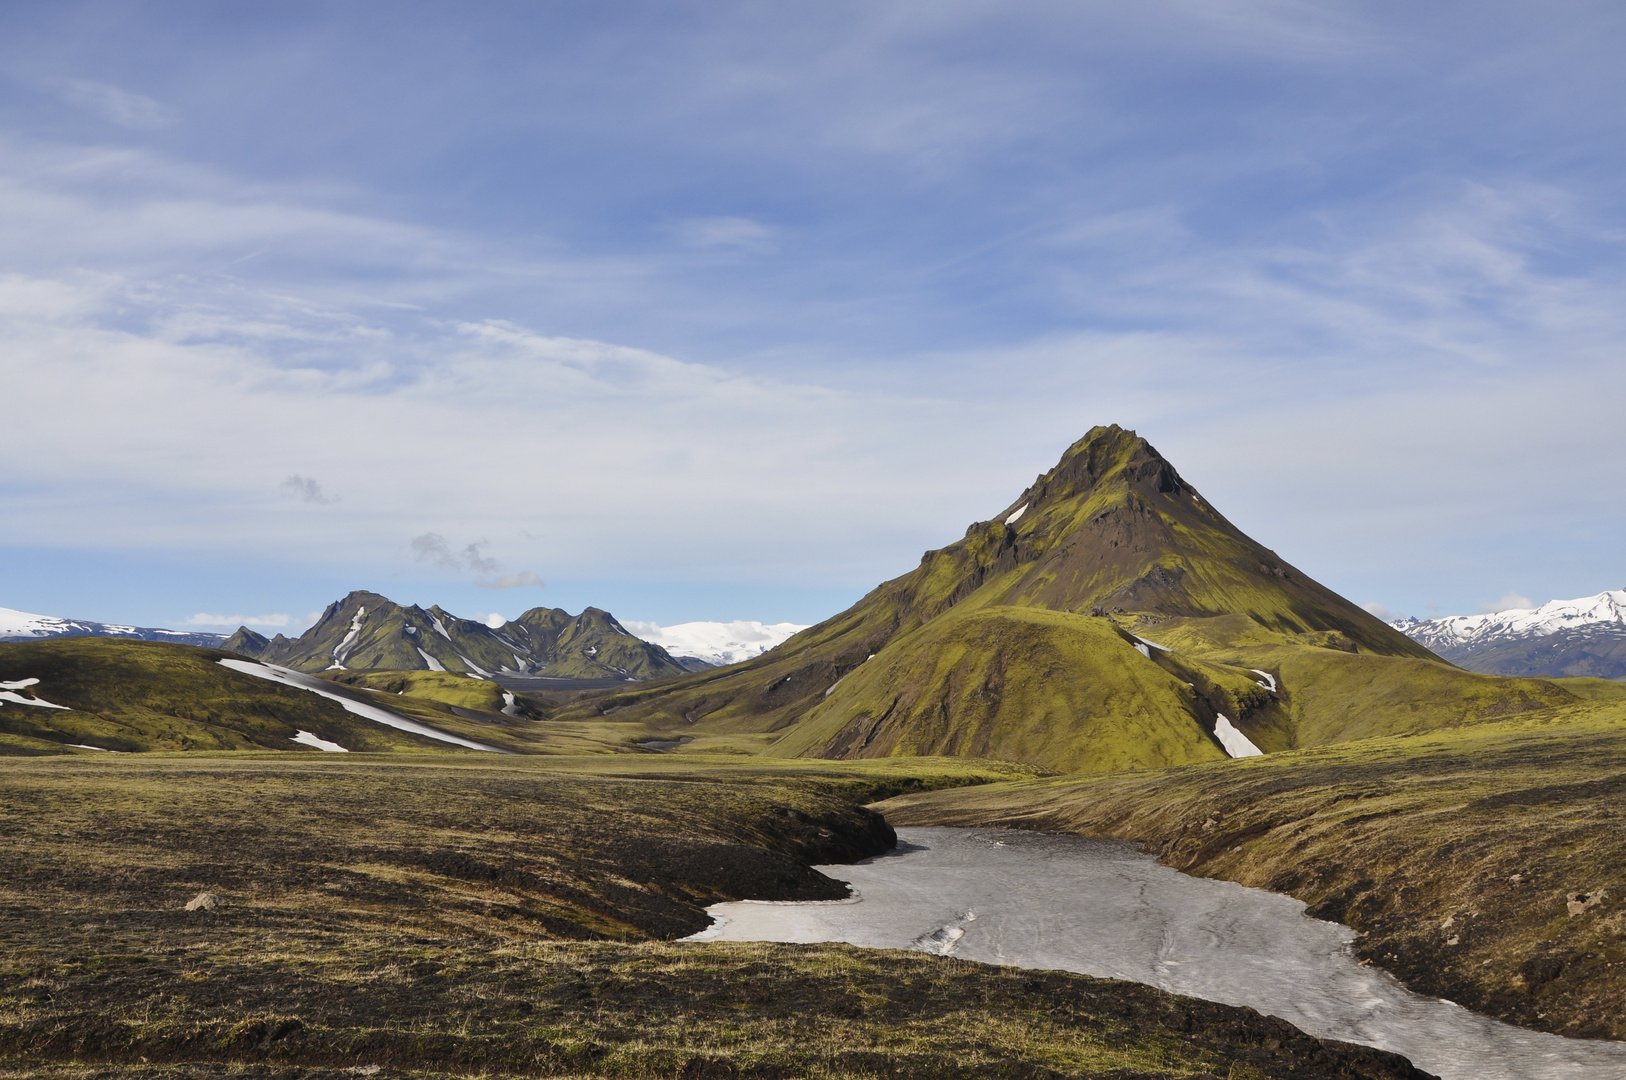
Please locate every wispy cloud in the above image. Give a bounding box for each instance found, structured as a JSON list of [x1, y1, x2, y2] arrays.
[[1481, 592, 1535, 614], [479, 572, 545, 590], [50, 78, 176, 129], [670, 216, 778, 253], [281, 475, 334, 503], [185, 613, 290, 628]]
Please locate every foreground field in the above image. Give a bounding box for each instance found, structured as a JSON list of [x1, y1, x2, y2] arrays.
[[878, 699, 1626, 1041], [0, 754, 1426, 1079]]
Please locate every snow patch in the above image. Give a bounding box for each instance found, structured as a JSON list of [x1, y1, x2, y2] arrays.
[[501, 691, 521, 717], [458, 655, 492, 678], [430, 615, 451, 639], [1251, 669, 1278, 693], [1213, 714, 1264, 758], [1134, 636, 1172, 652], [623, 619, 810, 667], [1134, 642, 1151, 659], [69, 744, 119, 752], [217, 659, 506, 752], [416, 648, 446, 672], [1005, 503, 1029, 525], [290, 730, 348, 752], [0, 678, 69, 709], [329, 607, 366, 670]]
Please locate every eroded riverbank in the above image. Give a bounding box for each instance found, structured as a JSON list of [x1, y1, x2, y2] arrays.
[[690, 826, 1626, 1080]]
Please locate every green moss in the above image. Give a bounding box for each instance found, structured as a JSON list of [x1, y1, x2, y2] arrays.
[[768, 606, 1229, 773]]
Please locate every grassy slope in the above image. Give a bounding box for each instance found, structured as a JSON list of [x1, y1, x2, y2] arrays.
[[0, 638, 669, 757], [0, 639, 447, 755], [1136, 622, 1588, 747], [768, 606, 1232, 772], [0, 754, 1426, 1080], [877, 695, 1626, 1041]]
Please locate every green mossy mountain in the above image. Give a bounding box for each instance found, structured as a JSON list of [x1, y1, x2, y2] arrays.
[[577, 425, 1586, 771], [226, 591, 687, 680]]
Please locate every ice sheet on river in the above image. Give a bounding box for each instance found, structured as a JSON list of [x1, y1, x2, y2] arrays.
[[689, 827, 1626, 1080]]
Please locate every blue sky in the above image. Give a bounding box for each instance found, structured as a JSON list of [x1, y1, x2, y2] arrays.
[[2, 1, 1623, 633]]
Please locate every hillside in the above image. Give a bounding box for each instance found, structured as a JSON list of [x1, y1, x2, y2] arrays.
[[0, 638, 485, 754], [0, 636, 667, 756], [570, 425, 1586, 772], [1393, 590, 1626, 680], [224, 591, 689, 680]]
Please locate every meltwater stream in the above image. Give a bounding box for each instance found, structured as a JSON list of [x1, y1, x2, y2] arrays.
[[688, 827, 1626, 1080]]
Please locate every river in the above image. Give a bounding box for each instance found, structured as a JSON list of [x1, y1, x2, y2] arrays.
[[688, 827, 1626, 1080]]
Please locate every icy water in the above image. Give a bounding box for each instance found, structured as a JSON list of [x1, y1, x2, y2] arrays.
[[689, 827, 1626, 1080]]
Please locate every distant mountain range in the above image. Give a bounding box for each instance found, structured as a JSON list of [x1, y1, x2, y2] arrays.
[[0, 606, 227, 649], [221, 591, 692, 680], [1391, 590, 1626, 680], [2, 597, 748, 679]]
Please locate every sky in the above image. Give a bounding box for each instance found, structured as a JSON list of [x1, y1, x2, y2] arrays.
[[2, 0, 1624, 634]]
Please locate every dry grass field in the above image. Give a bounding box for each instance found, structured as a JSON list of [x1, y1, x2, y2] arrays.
[[0, 753, 1427, 1079]]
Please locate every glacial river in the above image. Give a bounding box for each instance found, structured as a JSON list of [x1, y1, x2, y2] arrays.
[[688, 827, 1626, 1080]]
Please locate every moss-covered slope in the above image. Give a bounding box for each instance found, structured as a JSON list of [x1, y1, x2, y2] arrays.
[[0, 637, 682, 756], [0, 638, 459, 754]]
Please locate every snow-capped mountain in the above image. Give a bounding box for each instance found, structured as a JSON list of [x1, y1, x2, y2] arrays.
[[1392, 589, 1626, 680], [0, 606, 227, 648], [622, 619, 809, 668]]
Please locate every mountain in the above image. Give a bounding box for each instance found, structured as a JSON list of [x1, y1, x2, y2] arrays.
[[0, 606, 226, 648], [624, 620, 811, 668], [569, 425, 1581, 772], [1392, 590, 1626, 680], [224, 591, 690, 681]]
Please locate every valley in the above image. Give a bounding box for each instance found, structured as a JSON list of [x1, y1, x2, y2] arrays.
[[3, 425, 1624, 1078]]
